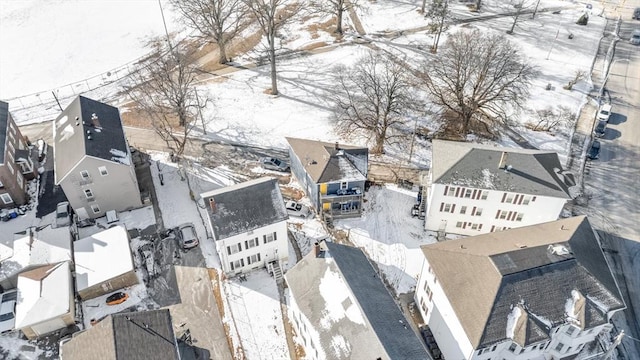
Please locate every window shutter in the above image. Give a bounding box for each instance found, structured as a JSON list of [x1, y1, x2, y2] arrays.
[[263, 235, 267, 244], [472, 189, 477, 199], [241, 259, 245, 266], [247, 257, 251, 265], [439, 203, 444, 212], [238, 242, 242, 251], [273, 232, 277, 240], [258, 253, 261, 261], [230, 262, 234, 270], [495, 210, 500, 219], [245, 241, 248, 249], [227, 246, 231, 255], [501, 193, 507, 203], [444, 186, 448, 195], [451, 204, 456, 213], [455, 187, 461, 197]]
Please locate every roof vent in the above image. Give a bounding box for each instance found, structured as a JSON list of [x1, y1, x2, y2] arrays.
[[91, 113, 102, 128], [208, 197, 216, 212], [505, 164, 513, 172], [335, 141, 339, 150], [308, 160, 317, 165]]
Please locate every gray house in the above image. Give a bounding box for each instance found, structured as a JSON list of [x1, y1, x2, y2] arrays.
[[286, 240, 430, 360], [54, 96, 141, 219], [286, 137, 368, 220], [61, 309, 180, 360], [1, 101, 36, 208]]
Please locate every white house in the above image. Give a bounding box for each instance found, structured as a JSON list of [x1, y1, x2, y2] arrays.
[[73, 225, 138, 300], [54, 96, 142, 219], [0, 225, 72, 290], [286, 241, 429, 360], [415, 216, 625, 360], [15, 261, 76, 339], [201, 177, 289, 276], [424, 140, 572, 236]]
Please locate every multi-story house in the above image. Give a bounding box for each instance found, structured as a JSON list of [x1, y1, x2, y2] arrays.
[[286, 240, 430, 360], [286, 137, 368, 220], [201, 177, 289, 276], [0, 100, 36, 208], [53, 96, 141, 219], [424, 140, 572, 235], [415, 216, 625, 360]]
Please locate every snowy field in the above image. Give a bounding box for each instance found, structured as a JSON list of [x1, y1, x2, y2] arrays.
[[0, 0, 611, 358]]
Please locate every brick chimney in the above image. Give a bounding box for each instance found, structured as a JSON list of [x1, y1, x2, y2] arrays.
[[314, 242, 320, 257], [208, 198, 216, 212], [498, 151, 509, 169]]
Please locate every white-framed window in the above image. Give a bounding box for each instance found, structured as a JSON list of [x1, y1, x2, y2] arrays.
[[263, 232, 277, 244], [447, 187, 456, 196], [509, 343, 517, 352], [98, 166, 108, 176], [555, 342, 564, 352], [566, 326, 577, 336], [474, 208, 483, 216], [8, 150, 13, 162], [0, 180, 3, 188], [7, 163, 14, 175], [340, 182, 348, 189], [91, 204, 100, 213], [523, 196, 531, 205], [471, 223, 479, 230], [1, 193, 13, 204], [245, 237, 259, 249], [84, 188, 94, 199], [16, 172, 23, 189], [227, 243, 242, 255], [481, 191, 488, 200], [460, 206, 467, 214], [464, 189, 472, 198], [499, 211, 508, 219], [455, 222, 463, 228], [80, 170, 90, 179], [516, 213, 524, 221], [505, 194, 514, 203], [230, 258, 244, 270], [247, 253, 261, 265]]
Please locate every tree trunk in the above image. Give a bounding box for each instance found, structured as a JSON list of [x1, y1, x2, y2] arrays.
[[421, 0, 427, 13], [336, 7, 344, 34], [373, 131, 385, 154], [218, 39, 228, 64], [269, 41, 278, 95], [475, 0, 482, 11]]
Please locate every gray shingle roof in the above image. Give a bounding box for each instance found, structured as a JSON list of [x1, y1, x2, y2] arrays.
[[54, 96, 129, 183], [286, 137, 368, 183], [0, 100, 8, 164], [201, 177, 288, 240], [432, 140, 571, 199], [285, 241, 429, 360], [422, 216, 624, 348], [62, 309, 179, 360]]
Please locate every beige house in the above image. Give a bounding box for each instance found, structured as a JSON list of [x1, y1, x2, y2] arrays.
[[53, 96, 141, 219], [0, 100, 36, 208], [73, 225, 138, 300], [15, 261, 76, 339]]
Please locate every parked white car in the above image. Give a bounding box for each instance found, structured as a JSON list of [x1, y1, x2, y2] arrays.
[[177, 223, 200, 249], [259, 157, 290, 172], [0, 290, 18, 334], [55, 201, 71, 228], [596, 104, 612, 122], [285, 201, 312, 219], [630, 29, 640, 45]]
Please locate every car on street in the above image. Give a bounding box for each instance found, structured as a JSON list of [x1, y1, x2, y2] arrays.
[[0, 290, 17, 334], [594, 120, 607, 137], [631, 29, 640, 45], [259, 157, 290, 172], [55, 201, 71, 228], [285, 200, 312, 218], [633, 7, 640, 20], [587, 140, 601, 160], [177, 223, 199, 249], [105, 291, 129, 306], [596, 104, 612, 122]]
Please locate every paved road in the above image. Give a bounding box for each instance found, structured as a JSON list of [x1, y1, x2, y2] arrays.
[[581, 3, 640, 357]]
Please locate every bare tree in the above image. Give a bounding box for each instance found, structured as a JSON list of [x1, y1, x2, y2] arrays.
[[309, 0, 359, 35], [169, 0, 247, 64], [243, 0, 302, 95], [504, 0, 535, 34], [333, 52, 419, 154], [425, 0, 450, 52], [421, 30, 537, 137], [124, 41, 208, 157], [528, 106, 573, 132], [564, 70, 586, 90]]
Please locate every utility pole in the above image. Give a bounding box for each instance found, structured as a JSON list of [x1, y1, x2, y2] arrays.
[[158, 0, 173, 54], [603, 331, 624, 360], [532, 0, 541, 18]]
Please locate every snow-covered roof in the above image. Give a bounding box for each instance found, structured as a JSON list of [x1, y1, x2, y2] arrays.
[[285, 241, 429, 359], [421, 216, 625, 348], [74, 225, 134, 291], [15, 262, 72, 328], [0, 226, 72, 281], [53, 96, 131, 184], [201, 177, 289, 240], [286, 137, 368, 183], [431, 140, 572, 199]]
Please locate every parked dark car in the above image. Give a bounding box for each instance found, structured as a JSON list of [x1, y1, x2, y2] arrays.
[[633, 7, 640, 20], [587, 140, 601, 160], [594, 120, 607, 137], [105, 292, 129, 306]]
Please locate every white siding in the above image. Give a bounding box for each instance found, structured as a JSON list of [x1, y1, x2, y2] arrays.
[[425, 183, 567, 235], [216, 220, 289, 274]]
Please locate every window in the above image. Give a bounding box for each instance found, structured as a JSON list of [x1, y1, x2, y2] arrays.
[[80, 170, 90, 179], [247, 253, 261, 265], [447, 187, 456, 196], [456, 222, 463, 228], [245, 237, 259, 249], [499, 211, 508, 219], [442, 203, 455, 213], [566, 326, 576, 336], [481, 191, 488, 200], [263, 232, 277, 244], [425, 285, 433, 301], [98, 166, 108, 176], [7, 163, 14, 175], [460, 206, 467, 214], [0, 180, 3, 188], [0, 193, 13, 204], [491, 345, 497, 352], [554, 343, 564, 352], [230, 258, 244, 270], [16, 172, 23, 189], [227, 243, 242, 255], [340, 182, 348, 189], [508, 343, 517, 352], [91, 204, 100, 213], [84, 188, 94, 199], [464, 189, 472, 198], [471, 223, 478, 230], [516, 213, 524, 222], [523, 196, 531, 205], [505, 194, 514, 203]]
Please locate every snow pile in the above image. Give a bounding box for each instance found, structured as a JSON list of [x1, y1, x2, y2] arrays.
[[330, 334, 352, 358], [565, 289, 581, 321], [110, 148, 130, 165], [506, 306, 522, 339]]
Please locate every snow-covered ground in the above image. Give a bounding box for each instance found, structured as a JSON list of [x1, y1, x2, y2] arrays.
[[0, 0, 612, 358]]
